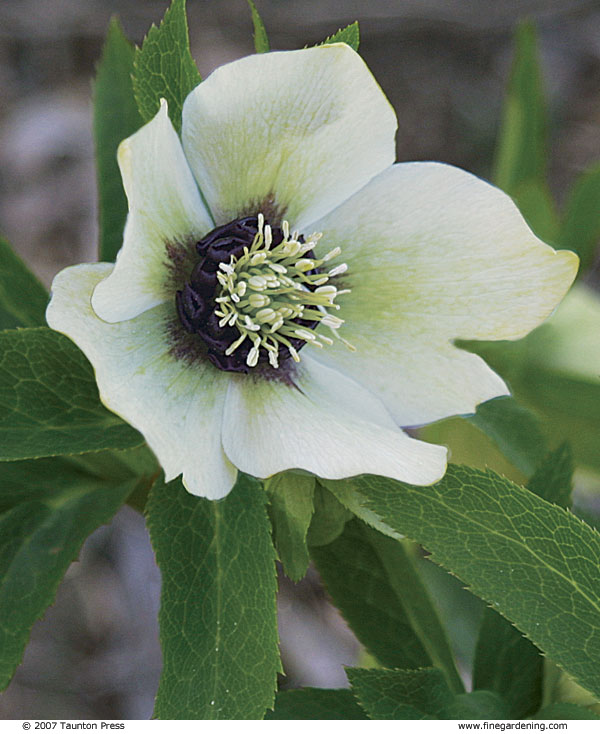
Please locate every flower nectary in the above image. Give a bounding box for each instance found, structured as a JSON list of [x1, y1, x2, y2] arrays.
[[175, 213, 352, 374]]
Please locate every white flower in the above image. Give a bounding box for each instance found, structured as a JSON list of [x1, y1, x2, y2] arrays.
[[46, 44, 578, 499]]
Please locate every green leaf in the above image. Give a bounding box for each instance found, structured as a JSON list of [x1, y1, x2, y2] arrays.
[[311, 520, 435, 672], [0, 446, 157, 513], [444, 691, 510, 719], [0, 327, 143, 461], [473, 608, 543, 717], [466, 396, 547, 477], [510, 178, 560, 243], [247, 0, 269, 53], [132, 0, 201, 133], [521, 374, 600, 475], [0, 238, 48, 330], [366, 528, 463, 693], [265, 472, 314, 581], [473, 446, 573, 719], [527, 443, 573, 508], [312, 479, 397, 543], [146, 473, 280, 719], [306, 480, 353, 547], [416, 556, 485, 676], [535, 703, 600, 719], [320, 22, 360, 52], [493, 22, 560, 242], [265, 688, 367, 720], [559, 163, 600, 274], [94, 17, 143, 263], [542, 660, 600, 713], [348, 667, 453, 719], [0, 453, 148, 690], [349, 668, 509, 720], [461, 286, 600, 474], [494, 21, 547, 194], [325, 466, 600, 699]]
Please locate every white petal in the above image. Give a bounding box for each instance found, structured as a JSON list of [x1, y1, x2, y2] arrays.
[[222, 355, 447, 486], [92, 100, 213, 323], [47, 263, 236, 499], [309, 162, 578, 426], [182, 44, 396, 230]]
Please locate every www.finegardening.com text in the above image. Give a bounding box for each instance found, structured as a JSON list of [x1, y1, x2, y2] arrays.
[[458, 723, 568, 731]]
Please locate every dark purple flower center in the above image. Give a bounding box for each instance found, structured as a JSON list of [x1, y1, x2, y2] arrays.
[[175, 216, 320, 373]]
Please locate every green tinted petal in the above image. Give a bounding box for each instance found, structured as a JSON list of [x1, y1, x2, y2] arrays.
[[92, 100, 212, 323], [182, 44, 396, 230], [222, 355, 447, 485], [310, 162, 578, 425], [47, 263, 236, 498]]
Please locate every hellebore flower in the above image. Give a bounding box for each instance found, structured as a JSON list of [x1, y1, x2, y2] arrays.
[[46, 44, 578, 499]]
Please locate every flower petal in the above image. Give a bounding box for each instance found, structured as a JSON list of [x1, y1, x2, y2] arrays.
[[181, 44, 396, 230], [222, 355, 447, 485], [92, 100, 213, 323], [47, 263, 236, 499], [309, 162, 579, 426]]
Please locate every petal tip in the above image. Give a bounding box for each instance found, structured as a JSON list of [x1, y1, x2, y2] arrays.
[[403, 440, 448, 486], [181, 471, 237, 500], [558, 247, 580, 286]]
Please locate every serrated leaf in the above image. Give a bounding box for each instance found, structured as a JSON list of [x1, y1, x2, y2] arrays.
[[473, 444, 568, 719], [348, 667, 453, 719], [94, 16, 143, 262], [0, 453, 148, 690], [0, 327, 143, 461], [0, 238, 48, 330], [325, 466, 600, 699], [320, 22, 360, 52], [527, 443, 573, 508], [247, 0, 269, 53], [265, 688, 367, 720], [265, 472, 314, 581], [132, 0, 201, 133], [311, 520, 434, 672], [494, 21, 547, 194], [559, 163, 600, 274], [473, 608, 543, 717], [311, 478, 398, 543], [146, 473, 279, 719], [466, 395, 547, 477]]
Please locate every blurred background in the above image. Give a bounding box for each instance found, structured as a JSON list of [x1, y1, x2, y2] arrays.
[[0, 0, 599, 719]]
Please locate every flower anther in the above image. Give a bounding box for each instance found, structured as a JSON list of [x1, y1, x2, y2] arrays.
[[46, 43, 579, 499], [175, 213, 352, 373]]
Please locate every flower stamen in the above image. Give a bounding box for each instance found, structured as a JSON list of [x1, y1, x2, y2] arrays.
[[176, 214, 353, 373], [213, 214, 353, 369]]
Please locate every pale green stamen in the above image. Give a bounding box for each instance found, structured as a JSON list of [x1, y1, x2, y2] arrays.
[[214, 214, 354, 369]]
